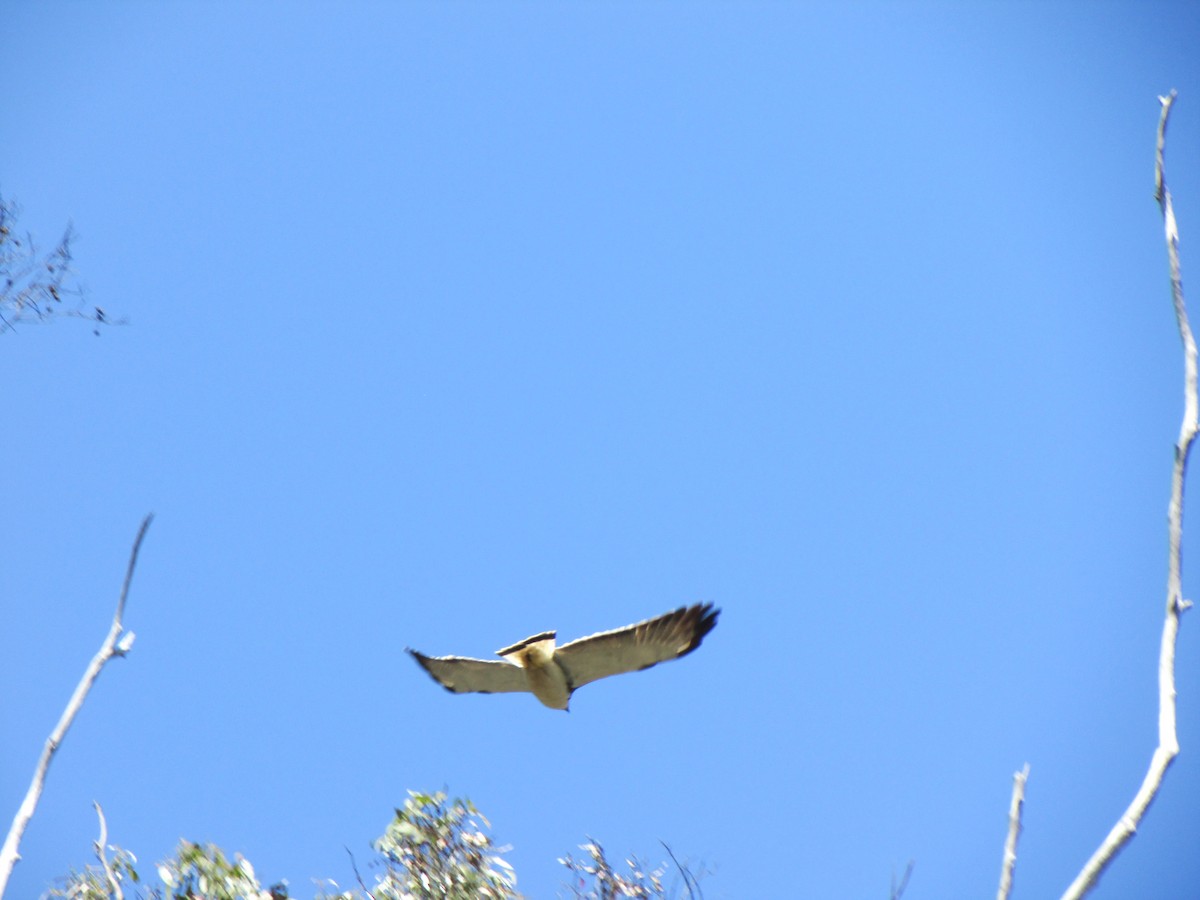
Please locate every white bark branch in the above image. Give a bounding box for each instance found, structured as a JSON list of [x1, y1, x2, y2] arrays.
[[92, 801, 122, 900], [1059, 89, 1192, 900], [997, 764, 1029, 900], [0, 514, 153, 899]]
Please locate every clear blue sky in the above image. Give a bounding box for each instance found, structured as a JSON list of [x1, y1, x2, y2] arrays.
[[3, 3, 1198, 898]]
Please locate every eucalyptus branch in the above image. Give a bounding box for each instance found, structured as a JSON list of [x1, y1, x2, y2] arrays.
[[0, 514, 154, 899], [996, 765, 1029, 900], [1060, 89, 1193, 900]]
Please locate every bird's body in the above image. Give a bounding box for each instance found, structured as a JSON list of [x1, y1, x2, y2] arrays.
[[408, 603, 719, 711]]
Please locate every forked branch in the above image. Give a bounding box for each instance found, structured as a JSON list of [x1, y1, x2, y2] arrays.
[[0, 514, 153, 899], [1059, 89, 1193, 900]]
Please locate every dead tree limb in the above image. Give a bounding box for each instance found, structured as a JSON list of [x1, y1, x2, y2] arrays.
[[0, 514, 153, 899], [1059, 89, 1193, 900], [996, 764, 1029, 900], [92, 801, 122, 900]]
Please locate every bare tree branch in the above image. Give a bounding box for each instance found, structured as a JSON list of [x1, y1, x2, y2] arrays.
[[1060, 89, 1193, 900], [345, 845, 377, 900], [0, 514, 154, 898], [0, 196, 128, 336], [996, 764, 1029, 900], [659, 841, 701, 899], [92, 801, 122, 900], [889, 860, 913, 900]]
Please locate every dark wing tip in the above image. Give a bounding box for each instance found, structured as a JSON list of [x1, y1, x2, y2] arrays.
[[406, 647, 458, 694], [676, 602, 719, 656], [406, 647, 435, 671]]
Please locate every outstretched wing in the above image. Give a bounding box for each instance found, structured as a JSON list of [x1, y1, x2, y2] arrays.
[[407, 649, 529, 695], [555, 603, 719, 691]]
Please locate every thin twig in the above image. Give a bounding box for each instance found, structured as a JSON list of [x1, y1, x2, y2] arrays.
[[1060, 89, 1192, 900], [0, 514, 154, 898], [344, 845, 375, 900], [996, 765, 1029, 900], [92, 801, 122, 900], [890, 860, 913, 900], [660, 841, 701, 899], [115, 515, 153, 627]]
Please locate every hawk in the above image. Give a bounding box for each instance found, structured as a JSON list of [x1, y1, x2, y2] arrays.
[[407, 603, 719, 711]]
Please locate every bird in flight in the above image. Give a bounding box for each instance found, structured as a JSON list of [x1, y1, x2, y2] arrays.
[[408, 603, 719, 711]]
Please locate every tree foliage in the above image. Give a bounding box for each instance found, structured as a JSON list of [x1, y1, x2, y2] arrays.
[[41, 846, 139, 900], [559, 839, 687, 900], [44, 841, 285, 900], [365, 790, 519, 900], [43, 792, 706, 900]]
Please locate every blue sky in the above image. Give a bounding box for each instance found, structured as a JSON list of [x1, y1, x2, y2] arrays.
[[2, 2, 1199, 898]]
